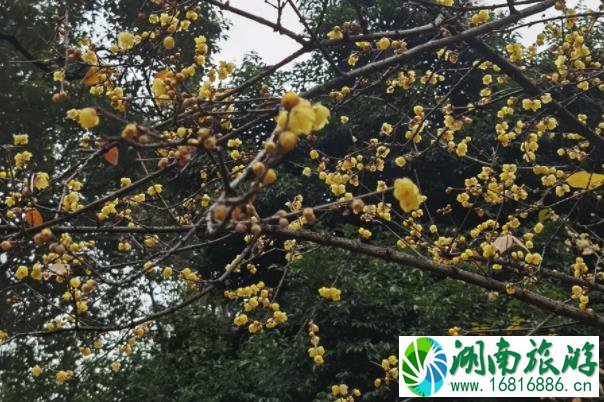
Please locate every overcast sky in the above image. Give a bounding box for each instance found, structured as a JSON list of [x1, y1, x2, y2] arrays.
[[215, 0, 599, 65]]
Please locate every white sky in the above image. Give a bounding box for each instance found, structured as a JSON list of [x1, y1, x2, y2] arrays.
[[215, 0, 600, 65], [216, 0, 305, 65]]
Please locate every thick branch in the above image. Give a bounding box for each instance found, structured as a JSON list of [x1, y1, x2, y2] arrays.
[[321, 14, 445, 46], [264, 226, 604, 330], [301, 0, 557, 98]]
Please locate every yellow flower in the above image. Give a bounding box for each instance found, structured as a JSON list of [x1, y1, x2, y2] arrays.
[[376, 37, 391, 50], [318, 287, 341, 301], [147, 184, 163, 196], [78, 108, 100, 130], [327, 26, 343, 41], [31, 365, 42, 378], [14, 151, 32, 168], [312, 103, 330, 131], [534, 222, 544, 234], [13, 134, 28, 145], [393, 178, 423, 212], [381, 122, 393, 135], [540, 93, 552, 103], [358, 227, 372, 239], [144, 235, 159, 248], [152, 78, 166, 97], [77, 301, 88, 313], [55, 370, 73, 384], [248, 321, 262, 333], [456, 141, 468, 157], [117, 31, 135, 50], [233, 314, 249, 327], [287, 100, 315, 134], [15, 265, 28, 281], [69, 277, 81, 288], [34, 172, 50, 190], [162, 266, 173, 278], [163, 35, 175, 50], [111, 361, 121, 372], [525, 252, 542, 266], [521, 99, 541, 112], [67, 180, 82, 191], [273, 310, 288, 324], [31, 264, 42, 281]]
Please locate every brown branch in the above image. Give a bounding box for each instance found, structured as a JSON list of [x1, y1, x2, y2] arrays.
[[202, 0, 308, 45], [6, 236, 259, 339], [263, 226, 604, 330], [320, 14, 445, 45], [301, 0, 557, 99], [463, 36, 604, 153], [286, 0, 344, 75], [1, 163, 175, 239]]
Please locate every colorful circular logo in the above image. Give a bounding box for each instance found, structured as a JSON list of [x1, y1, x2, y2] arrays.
[[401, 337, 448, 397]]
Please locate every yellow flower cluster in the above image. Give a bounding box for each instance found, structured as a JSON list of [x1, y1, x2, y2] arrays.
[[194, 35, 208, 65], [15, 265, 28, 280], [33, 172, 50, 190], [327, 26, 344, 40], [179, 267, 201, 283], [67, 108, 100, 130], [374, 355, 399, 388], [13, 133, 28, 145], [233, 314, 248, 327], [470, 10, 490, 25], [331, 383, 361, 400], [307, 322, 325, 365], [31, 365, 42, 378], [318, 286, 341, 301], [14, 151, 32, 168], [571, 285, 589, 310], [147, 184, 163, 196], [571, 257, 588, 278], [55, 370, 73, 385], [521, 98, 542, 112], [97, 198, 119, 222], [111, 361, 121, 372], [393, 178, 423, 212], [277, 92, 330, 139], [524, 252, 542, 266], [226, 281, 288, 331], [117, 31, 137, 50], [358, 227, 372, 239], [505, 42, 523, 62]]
